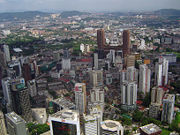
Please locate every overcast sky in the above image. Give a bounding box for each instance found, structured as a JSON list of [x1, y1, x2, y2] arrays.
[[0, 0, 180, 12]]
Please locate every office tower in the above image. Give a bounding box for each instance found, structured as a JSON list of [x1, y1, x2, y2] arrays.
[[101, 120, 124, 135], [121, 81, 137, 110], [109, 50, 116, 63], [151, 87, 164, 105], [11, 78, 32, 122], [6, 112, 28, 135], [8, 60, 22, 77], [83, 113, 101, 135], [123, 30, 131, 57], [125, 55, 135, 68], [22, 63, 32, 82], [2, 77, 12, 112], [3, 45, 10, 62], [93, 53, 98, 70], [97, 29, 106, 49], [27, 79, 37, 97], [0, 49, 7, 68], [49, 109, 80, 135], [105, 73, 112, 85], [139, 123, 162, 135], [0, 111, 7, 135], [149, 103, 160, 119], [90, 87, 104, 104], [89, 70, 103, 88], [161, 94, 175, 124], [74, 83, 87, 114], [155, 56, 169, 86], [139, 64, 151, 94]]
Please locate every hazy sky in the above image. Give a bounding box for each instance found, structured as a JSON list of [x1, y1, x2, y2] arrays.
[[0, 0, 180, 12]]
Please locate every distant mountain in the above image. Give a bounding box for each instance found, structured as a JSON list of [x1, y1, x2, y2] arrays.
[[154, 9, 180, 16], [0, 11, 50, 21], [60, 11, 90, 18]]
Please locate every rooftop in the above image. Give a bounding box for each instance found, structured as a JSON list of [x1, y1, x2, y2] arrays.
[[6, 112, 25, 124], [52, 97, 75, 109], [140, 123, 162, 134], [101, 120, 123, 132]]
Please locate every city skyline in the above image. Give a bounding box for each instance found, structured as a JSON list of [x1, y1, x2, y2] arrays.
[[0, 0, 180, 12]]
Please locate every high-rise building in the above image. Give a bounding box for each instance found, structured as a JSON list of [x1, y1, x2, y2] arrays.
[[22, 63, 32, 82], [121, 81, 137, 110], [126, 66, 138, 82], [123, 30, 131, 57], [155, 56, 169, 86], [90, 87, 104, 104], [0, 111, 7, 135], [83, 113, 101, 135], [1, 77, 12, 112], [89, 70, 103, 88], [0, 49, 7, 69], [101, 120, 124, 135], [27, 79, 37, 97], [139, 64, 151, 94], [5, 112, 28, 135], [48, 109, 80, 135], [11, 78, 32, 122], [93, 53, 98, 70], [3, 45, 11, 62], [32, 108, 47, 124], [149, 103, 160, 119], [161, 94, 175, 124], [97, 29, 106, 49], [151, 87, 164, 105], [74, 83, 87, 114], [8, 60, 22, 77], [62, 58, 71, 71], [125, 55, 135, 68]]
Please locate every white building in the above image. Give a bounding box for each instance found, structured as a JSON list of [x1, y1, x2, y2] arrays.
[[3, 45, 11, 62], [139, 64, 151, 94], [27, 79, 37, 97], [161, 94, 175, 124], [83, 113, 101, 135], [32, 108, 47, 124], [74, 83, 87, 114], [121, 81, 137, 110], [101, 120, 124, 135], [48, 109, 80, 135], [8, 60, 22, 77], [89, 70, 103, 88], [151, 87, 164, 105], [62, 58, 71, 71], [80, 43, 85, 53], [126, 66, 138, 82], [90, 87, 104, 104]]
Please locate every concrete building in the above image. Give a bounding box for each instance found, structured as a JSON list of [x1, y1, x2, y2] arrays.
[[121, 81, 137, 110], [89, 70, 103, 88], [149, 103, 160, 119], [125, 55, 135, 68], [74, 83, 87, 114], [105, 73, 113, 85], [0, 111, 7, 135], [62, 58, 71, 71], [139, 64, 151, 94], [3, 45, 11, 62], [162, 54, 176, 64], [48, 109, 80, 135], [5, 112, 28, 135], [126, 66, 138, 82], [32, 108, 47, 124], [139, 123, 162, 135], [123, 30, 131, 57], [161, 94, 175, 124], [90, 87, 104, 104], [101, 120, 124, 135], [27, 79, 37, 97], [151, 87, 164, 105], [93, 53, 99, 70], [97, 29, 106, 49], [83, 113, 101, 135], [8, 60, 22, 77]]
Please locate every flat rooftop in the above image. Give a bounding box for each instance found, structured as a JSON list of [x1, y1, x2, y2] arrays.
[[6, 112, 25, 124], [140, 123, 161, 134], [101, 120, 123, 132], [52, 97, 75, 109]]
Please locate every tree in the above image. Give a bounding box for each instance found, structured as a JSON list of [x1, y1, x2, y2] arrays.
[[142, 93, 151, 107], [132, 110, 143, 122]]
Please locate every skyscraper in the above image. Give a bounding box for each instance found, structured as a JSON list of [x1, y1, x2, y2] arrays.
[[11, 78, 32, 122], [90, 87, 104, 104], [0, 111, 7, 135], [48, 109, 80, 135], [123, 30, 131, 57], [74, 83, 87, 114], [89, 70, 103, 88], [27, 79, 37, 97], [22, 63, 32, 82], [151, 87, 164, 105], [3, 45, 11, 62], [97, 29, 106, 49], [139, 64, 151, 94], [121, 81, 137, 110], [93, 53, 98, 70], [161, 94, 175, 124], [5, 112, 28, 135]]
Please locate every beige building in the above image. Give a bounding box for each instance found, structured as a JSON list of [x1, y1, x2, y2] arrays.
[[0, 111, 7, 135]]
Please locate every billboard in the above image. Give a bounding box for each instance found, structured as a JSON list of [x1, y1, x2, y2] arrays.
[[52, 120, 77, 135]]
